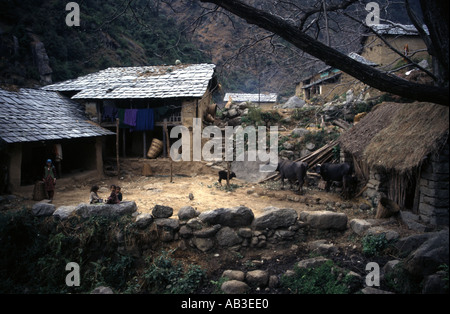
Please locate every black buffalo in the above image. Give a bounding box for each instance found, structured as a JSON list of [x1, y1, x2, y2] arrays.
[[277, 160, 308, 194], [315, 163, 355, 198], [218, 170, 236, 185]]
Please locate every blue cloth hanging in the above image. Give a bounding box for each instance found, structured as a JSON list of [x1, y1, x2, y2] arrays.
[[133, 108, 154, 131]]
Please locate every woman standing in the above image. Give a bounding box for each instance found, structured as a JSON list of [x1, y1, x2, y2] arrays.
[[43, 159, 56, 202]]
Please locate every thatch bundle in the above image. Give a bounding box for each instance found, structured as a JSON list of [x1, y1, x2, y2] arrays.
[[339, 102, 449, 208], [340, 102, 449, 175]]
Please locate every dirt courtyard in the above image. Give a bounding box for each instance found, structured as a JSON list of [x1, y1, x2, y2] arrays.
[[15, 158, 373, 221]]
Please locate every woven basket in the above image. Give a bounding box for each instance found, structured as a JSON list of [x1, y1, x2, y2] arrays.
[[147, 138, 163, 159]]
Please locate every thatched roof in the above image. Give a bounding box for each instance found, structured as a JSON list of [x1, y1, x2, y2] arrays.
[[339, 102, 449, 174]]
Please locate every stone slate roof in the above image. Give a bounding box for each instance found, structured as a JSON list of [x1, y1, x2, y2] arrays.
[[0, 88, 114, 144], [224, 93, 278, 103], [370, 23, 429, 36], [42, 63, 216, 100]]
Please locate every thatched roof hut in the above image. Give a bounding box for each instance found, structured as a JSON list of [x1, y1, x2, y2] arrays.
[[339, 102, 449, 225]]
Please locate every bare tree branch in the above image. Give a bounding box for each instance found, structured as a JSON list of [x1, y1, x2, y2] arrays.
[[198, 0, 449, 106]]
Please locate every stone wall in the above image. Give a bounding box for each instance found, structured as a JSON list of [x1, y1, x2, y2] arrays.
[[419, 141, 449, 225], [40, 201, 350, 253]]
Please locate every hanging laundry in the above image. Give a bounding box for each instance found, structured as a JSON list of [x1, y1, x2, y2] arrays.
[[124, 109, 138, 127], [133, 108, 154, 131], [117, 109, 129, 128], [102, 106, 118, 122]]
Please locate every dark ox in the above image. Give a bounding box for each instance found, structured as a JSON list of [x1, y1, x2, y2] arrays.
[[315, 163, 356, 199], [218, 170, 236, 185], [276, 160, 308, 194]]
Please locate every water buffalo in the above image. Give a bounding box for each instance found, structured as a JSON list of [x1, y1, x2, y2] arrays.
[[218, 170, 236, 185], [277, 160, 308, 194], [315, 163, 355, 198]]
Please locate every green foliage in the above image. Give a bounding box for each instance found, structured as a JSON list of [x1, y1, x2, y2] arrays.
[[353, 102, 375, 115], [1, 0, 210, 83], [361, 233, 389, 257], [281, 260, 357, 294], [0, 209, 137, 293], [242, 106, 262, 125], [142, 250, 206, 294], [261, 110, 282, 124]]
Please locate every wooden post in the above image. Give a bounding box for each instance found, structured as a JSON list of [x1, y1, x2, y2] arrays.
[[116, 118, 120, 177], [164, 119, 170, 157], [170, 160, 173, 183], [143, 131, 147, 158], [226, 161, 231, 188]]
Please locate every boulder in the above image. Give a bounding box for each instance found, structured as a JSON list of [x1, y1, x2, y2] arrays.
[[193, 224, 221, 238], [221, 280, 250, 294], [399, 210, 427, 232], [291, 128, 310, 137], [366, 226, 399, 241], [280, 96, 305, 109], [154, 218, 180, 231], [394, 232, 437, 257], [350, 219, 372, 235], [152, 205, 173, 218], [246, 270, 269, 288], [360, 287, 394, 294], [297, 257, 330, 269], [199, 206, 254, 227], [193, 237, 214, 252], [186, 217, 204, 230], [76, 201, 137, 218], [90, 286, 114, 294], [422, 271, 448, 294], [222, 270, 245, 282], [52, 205, 76, 220], [300, 210, 348, 230], [252, 208, 298, 230], [135, 213, 154, 229], [216, 226, 242, 247], [32, 202, 56, 217], [404, 230, 449, 278], [178, 206, 198, 220]]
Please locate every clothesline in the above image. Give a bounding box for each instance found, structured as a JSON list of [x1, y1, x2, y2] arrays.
[[103, 107, 155, 131]]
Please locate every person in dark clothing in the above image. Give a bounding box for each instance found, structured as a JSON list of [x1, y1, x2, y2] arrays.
[[116, 186, 123, 202], [106, 184, 119, 204], [43, 159, 56, 202]]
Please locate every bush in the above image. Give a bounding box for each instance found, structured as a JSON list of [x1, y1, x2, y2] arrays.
[[280, 260, 358, 294], [362, 233, 389, 257], [142, 250, 206, 294]]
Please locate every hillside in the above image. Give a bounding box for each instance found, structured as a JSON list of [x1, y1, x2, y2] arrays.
[[0, 0, 422, 97], [0, 0, 209, 87]]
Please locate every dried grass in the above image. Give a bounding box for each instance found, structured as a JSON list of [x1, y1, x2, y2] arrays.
[[340, 102, 449, 174]]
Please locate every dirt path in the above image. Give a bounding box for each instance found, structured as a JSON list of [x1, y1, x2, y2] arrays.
[[15, 159, 372, 221]]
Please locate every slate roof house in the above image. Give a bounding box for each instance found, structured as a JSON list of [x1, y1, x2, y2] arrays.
[[223, 93, 278, 110], [43, 63, 218, 159], [296, 23, 431, 102], [0, 88, 114, 192], [296, 52, 378, 101], [339, 102, 449, 226]]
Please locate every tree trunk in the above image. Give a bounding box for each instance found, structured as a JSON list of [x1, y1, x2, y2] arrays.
[[200, 0, 449, 106]]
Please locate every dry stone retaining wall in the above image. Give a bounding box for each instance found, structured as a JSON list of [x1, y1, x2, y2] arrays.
[[39, 201, 351, 252]]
